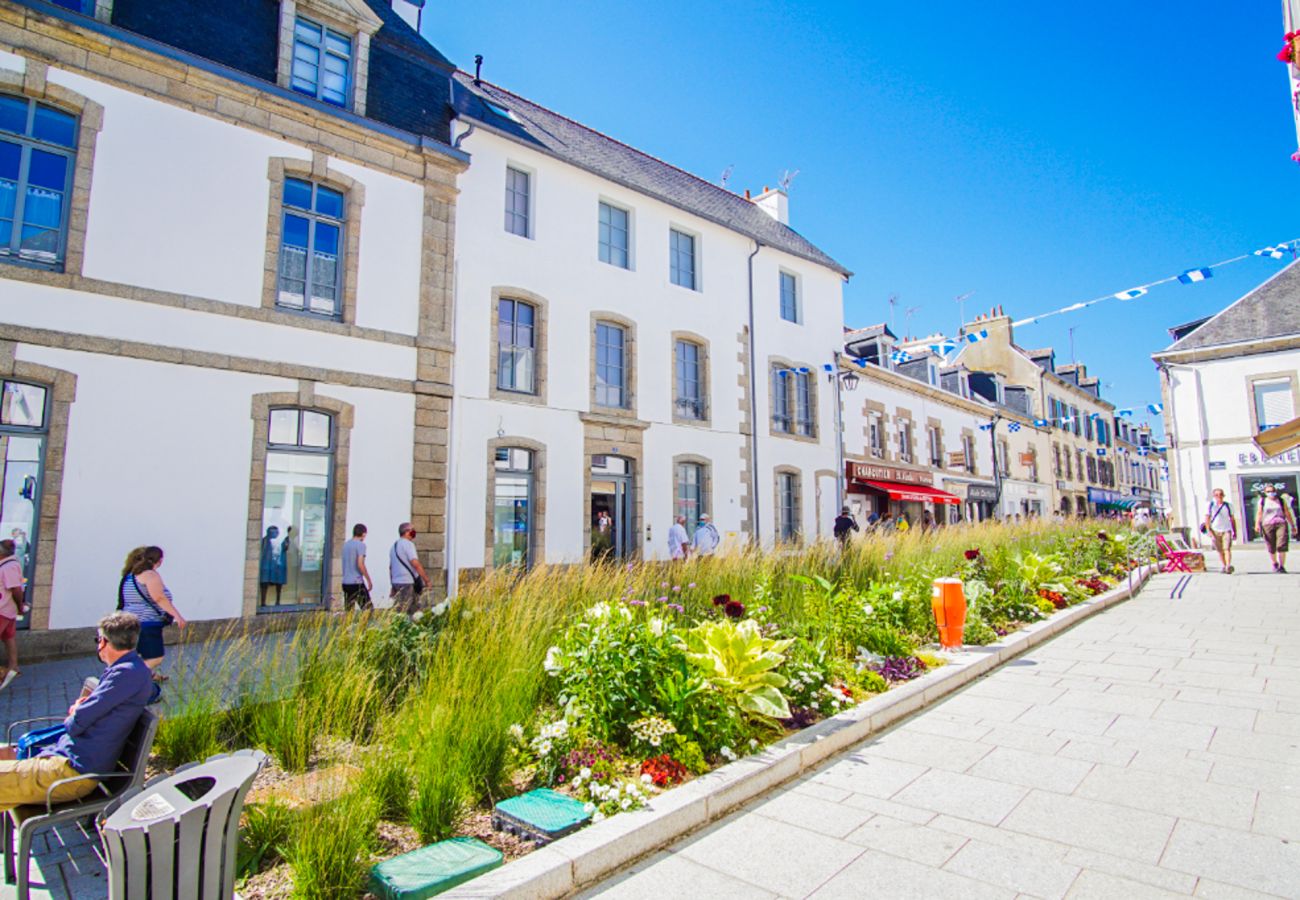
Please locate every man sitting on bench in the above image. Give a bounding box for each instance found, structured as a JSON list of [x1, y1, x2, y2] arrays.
[[0, 612, 153, 811]]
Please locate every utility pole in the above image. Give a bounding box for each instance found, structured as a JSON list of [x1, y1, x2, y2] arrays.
[[989, 414, 1004, 517]]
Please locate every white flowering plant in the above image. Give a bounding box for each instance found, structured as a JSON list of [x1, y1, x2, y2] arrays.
[[627, 715, 676, 755]]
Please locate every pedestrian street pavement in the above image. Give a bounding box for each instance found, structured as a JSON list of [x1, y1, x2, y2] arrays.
[[586, 545, 1300, 900]]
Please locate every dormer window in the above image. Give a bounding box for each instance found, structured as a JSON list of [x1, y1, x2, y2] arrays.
[[276, 1, 380, 115], [292, 17, 352, 107]]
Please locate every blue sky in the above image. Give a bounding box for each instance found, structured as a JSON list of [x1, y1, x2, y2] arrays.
[[426, 2, 1295, 433]]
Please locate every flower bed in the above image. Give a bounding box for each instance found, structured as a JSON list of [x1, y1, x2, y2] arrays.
[[153, 522, 1153, 898]]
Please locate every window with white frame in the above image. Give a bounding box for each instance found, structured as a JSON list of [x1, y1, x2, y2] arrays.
[[669, 228, 696, 290], [779, 271, 799, 322], [963, 434, 976, 472], [794, 371, 814, 437], [291, 17, 352, 107], [674, 339, 705, 420], [504, 166, 530, 237], [998, 438, 1011, 476], [1254, 379, 1295, 432], [278, 177, 344, 316], [497, 298, 536, 393], [898, 420, 913, 462], [869, 414, 883, 458], [777, 471, 800, 541], [771, 367, 792, 434], [598, 201, 630, 268], [0, 94, 77, 267], [928, 426, 942, 467], [595, 322, 627, 408]]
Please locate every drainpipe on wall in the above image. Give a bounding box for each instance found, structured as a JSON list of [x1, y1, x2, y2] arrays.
[[445, 259, 461, 599], [832, 350, 846, 515], [746, 241, 763, 545]]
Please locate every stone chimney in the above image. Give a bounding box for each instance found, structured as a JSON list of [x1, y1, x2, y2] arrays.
[[753, 186, 788, 225], [391, 0, 422, 29], [964, 304, 1013, 347]]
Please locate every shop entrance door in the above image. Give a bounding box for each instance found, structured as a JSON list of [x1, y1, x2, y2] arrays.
[[1239, 473, 1299, 542], [591, 455, 635, 560]]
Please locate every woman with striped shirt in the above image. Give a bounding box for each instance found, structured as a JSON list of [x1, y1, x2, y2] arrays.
[[118, 546, 187, 676]]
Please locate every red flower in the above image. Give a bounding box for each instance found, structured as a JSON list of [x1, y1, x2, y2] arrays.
[[1281, 47, 1295, 63], [712, 594, 730, 607], [724, 599, 746, 619], [640, 754, 688, 787], [964, 548, 981, 561]]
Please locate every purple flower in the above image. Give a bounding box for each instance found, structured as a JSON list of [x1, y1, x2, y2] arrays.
[[757, 606, 769, 613], [884, 552, 894, 562], [724, 599, 746, 619], [687, 582, 697, 589], [668, 603, 685, 613], [627, 599, 646, 607], [656, 596, 668, 603], [672, 585, 681, 593], [660, 581, 669, 588]]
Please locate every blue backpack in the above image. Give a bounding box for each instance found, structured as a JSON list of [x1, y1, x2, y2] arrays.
[[15, 723, 66, 760]]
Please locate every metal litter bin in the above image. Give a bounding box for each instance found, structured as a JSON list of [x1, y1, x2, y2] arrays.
[[99, 750, 265, 900]]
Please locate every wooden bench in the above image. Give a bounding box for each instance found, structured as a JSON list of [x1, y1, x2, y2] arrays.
[[3, 708, 159, 900]]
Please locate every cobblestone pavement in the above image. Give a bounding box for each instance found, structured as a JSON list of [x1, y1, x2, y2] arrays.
[[587, 546, 1300, 900], [0, 631, 293, 899]]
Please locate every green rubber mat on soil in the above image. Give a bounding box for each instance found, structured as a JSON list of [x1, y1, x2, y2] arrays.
[[368, 837, 503, 900], [492, 788, 591, 842]]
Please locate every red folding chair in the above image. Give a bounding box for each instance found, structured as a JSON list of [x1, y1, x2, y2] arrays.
[[1156, 533, 1193, 573]]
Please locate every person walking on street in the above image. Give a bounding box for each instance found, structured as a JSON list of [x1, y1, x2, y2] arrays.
[[0, 540, 26, 691], [692, 513, 720, 556], [118, 546, 186, 679], [0, 612, 152, 812], [667, 515, 690, 561], [833, 507, 859, 544], [341, 523, 373, 611], [896, 513, 911, 534], [1202, 489, 1237, 574], [1256, 485, 1298, 573], [389, 522, 428, 614]]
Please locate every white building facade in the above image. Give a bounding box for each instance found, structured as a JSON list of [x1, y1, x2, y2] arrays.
[[1155, 264, 1300, 540], [0, 0, 463, 633], [446, 77, 850, 581]]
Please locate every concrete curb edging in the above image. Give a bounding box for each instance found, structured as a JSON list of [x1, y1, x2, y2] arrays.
[[444, 565, 1157, 899]]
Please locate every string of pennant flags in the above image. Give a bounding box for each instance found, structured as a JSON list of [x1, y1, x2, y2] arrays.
[[1011, 239, 1300, 328]]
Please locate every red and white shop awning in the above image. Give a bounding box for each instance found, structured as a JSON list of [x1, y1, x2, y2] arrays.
[[857, 480, 962, 506]]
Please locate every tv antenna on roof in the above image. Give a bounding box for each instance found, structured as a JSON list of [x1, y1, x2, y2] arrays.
[[888, 294, 899, 333], [954, 290, 975, 334], [905, 305, 922, 337], [720, 164, 734, 189], [778, 169, 800, 191]]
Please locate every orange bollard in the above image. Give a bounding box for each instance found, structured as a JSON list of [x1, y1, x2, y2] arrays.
[[931, 578, 967, 649]]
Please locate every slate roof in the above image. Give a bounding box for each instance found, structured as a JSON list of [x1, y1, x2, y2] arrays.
[[360, 0, 454, 70], [451, 75, 851, 277], [845, 323, 895, 341], [1161, 261, 1300, 353]]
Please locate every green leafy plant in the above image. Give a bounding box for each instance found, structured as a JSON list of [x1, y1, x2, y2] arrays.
[[677, 619, 794, 721], [237, 799, 296, 882], [284, 788, 378, 899]]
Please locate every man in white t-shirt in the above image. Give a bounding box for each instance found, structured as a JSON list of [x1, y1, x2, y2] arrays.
[[389, 522, 429, 615], [667, 516, 690, 561], [1202, 488, 1237, 574]]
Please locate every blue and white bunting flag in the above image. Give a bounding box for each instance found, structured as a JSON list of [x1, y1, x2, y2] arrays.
[[1007, 421, 1022, 432], [965, 329, 989, 343], [928, 340, 958, 355], [1089, 412, 1102, 420], [853, 357, 868, 367], [1147, 402, 1164, 415], [795, 367, 810, 374], [1060, 416, 1074, 426], [1117, 408, 1133, 418], [1114, 287, 1148, 301], [890, 350, 912, 364], [823, 363, 834, 373], [978, 423, 995, 432], [1096, 448, 1107, 457], [1033, 418, 1049, 427], [1255, 245, 1289, 259], [1177, 268, 1213, 284], [1137, 447, 1150, 456]]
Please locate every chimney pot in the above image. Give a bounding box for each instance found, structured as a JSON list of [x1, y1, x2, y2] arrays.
[[744, 189, 751, 200], [763, 185, 770, 193]]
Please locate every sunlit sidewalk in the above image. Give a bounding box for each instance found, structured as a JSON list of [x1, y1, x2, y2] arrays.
[[585, 546, 1300, 899]]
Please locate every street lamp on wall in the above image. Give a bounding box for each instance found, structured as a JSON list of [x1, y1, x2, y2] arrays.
[[841, 370, 861, 393]]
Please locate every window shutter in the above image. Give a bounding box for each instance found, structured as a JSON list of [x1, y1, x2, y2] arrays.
[[1256, 381, 1295, 430]]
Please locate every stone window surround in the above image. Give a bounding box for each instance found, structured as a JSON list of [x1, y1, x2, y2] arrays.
[[0, 342, 74, 632], [590, 311, 638, 419], [960, 427, 977, 474], [773, 465, 802, 543], [1246, 370, 1300, 436], [581, 419, 646, 560], [262, 155, 365, 325], [0, 64, 103, 278], [243, 386, 353, 616], [670, 330, 711, 427], [734, 328, 753, 539], [484, 436, 546, 572], [276, 0, 379, 116], [488, 287, 549, 406], [671, 452, 713, 524], [998, 437, 1011, 477], [925, 416, 945, 469], [767, 356, 819, 443], [894, 406, 914, 463], [862, 399, 887, 460]]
